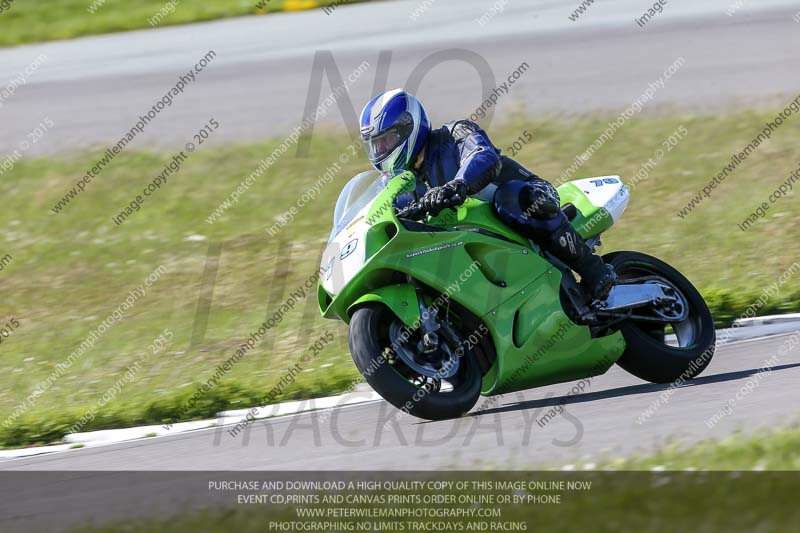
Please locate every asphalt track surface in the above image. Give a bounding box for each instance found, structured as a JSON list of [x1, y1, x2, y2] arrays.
[[2, 331, 800, 529], [2, 331, 798, 471], [1, 0, 799, 157]]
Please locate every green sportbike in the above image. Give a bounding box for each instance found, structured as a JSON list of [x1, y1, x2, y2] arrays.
[[318, 170, 716, 420]]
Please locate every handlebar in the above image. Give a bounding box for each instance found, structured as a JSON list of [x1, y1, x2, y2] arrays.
[[395, 193, 465, 221], [395, 202, 427, 220]]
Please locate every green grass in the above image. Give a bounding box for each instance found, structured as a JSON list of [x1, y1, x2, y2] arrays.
[[0, 0, 373, 48], [66, 426, 800, 532], [1, 107, 798, 448], [598, 423, 800, 471]]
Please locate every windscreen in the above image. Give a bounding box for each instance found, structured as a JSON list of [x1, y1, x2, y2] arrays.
[[329, 170, 391, 241]]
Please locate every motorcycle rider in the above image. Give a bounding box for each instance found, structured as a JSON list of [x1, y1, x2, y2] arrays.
[[359, 88, 617, 300]]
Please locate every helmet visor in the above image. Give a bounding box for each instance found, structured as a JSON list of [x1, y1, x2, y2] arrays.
[[363, 111, 414, 164]]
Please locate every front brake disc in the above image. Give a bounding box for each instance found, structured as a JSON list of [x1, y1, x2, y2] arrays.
[[389, 320, 459, 379]]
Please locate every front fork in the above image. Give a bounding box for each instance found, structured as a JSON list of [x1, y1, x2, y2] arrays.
[[410, 275, 440, 354], [408, 275, 463, 356]]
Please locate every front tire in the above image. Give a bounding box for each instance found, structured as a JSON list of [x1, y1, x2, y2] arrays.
[[604, 251, 716, 384], [349, 304, 481, 420]]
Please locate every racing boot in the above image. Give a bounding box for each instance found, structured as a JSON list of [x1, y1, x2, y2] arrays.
[[547, 219, 617, 300]]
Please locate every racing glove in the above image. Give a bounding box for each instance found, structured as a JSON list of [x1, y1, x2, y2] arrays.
[[419, 180, 468, 216]]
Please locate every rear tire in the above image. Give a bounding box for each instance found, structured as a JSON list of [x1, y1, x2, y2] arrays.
[[604, 251, 716, 384], [349, 304, 481, 420]]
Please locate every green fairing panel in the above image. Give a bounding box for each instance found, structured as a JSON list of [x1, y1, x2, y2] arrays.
[[347, 284, 420, 328], [478, 270, 625, 395], [425, 199, 530, 247], [323, 226, 546, 328]]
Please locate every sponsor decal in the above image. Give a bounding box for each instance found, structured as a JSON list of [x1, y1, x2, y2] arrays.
[[406, 241, 464, 258]]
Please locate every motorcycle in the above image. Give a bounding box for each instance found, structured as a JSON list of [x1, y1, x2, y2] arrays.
[[317, 170, 716, 420]]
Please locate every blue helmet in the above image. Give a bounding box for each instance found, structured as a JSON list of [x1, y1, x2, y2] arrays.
[[359, 89, 430, 174]]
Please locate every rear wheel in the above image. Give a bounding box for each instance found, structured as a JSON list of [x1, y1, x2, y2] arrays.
[[604, 251, 716, 383], [348, 304, 481, 420]]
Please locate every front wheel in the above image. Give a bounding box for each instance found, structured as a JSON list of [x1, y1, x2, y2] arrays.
[[348, 304, 481, 420], [604, 251, 716, 384]]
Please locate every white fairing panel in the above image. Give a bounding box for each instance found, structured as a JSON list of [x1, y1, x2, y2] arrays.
[[570, 175, 630, 222], [320, 202, 371, 296]]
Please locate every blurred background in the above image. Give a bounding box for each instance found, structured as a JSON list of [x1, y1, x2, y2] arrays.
[[0, 0, 798, 466]]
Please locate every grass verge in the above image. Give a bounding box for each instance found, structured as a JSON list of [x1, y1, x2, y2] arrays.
[[0, 0, 373, 47], [580, 422, 800, 471], [1, 107, 798, 448]]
